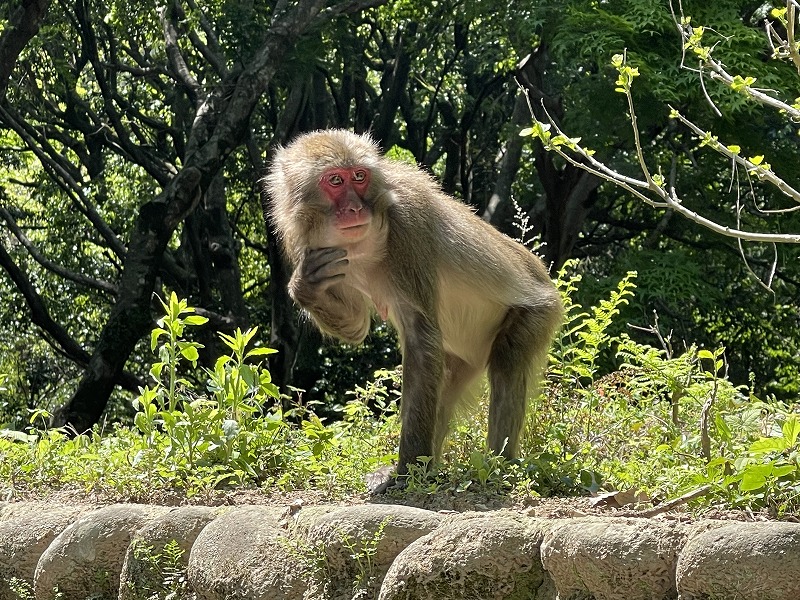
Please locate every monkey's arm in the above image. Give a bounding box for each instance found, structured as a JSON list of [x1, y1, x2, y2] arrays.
[[289, 247, 371, 344]]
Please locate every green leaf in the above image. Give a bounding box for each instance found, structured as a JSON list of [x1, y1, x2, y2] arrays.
[[782, 415, 800, 447], [714, 413, 732, 443], [773, 464, 796, 478], [750, 437, 787, 454], [263, 382, 280, 399], [150, 362, 165, 381], [246, 347, 278, 358], [240, 364, 256, 388], [180, 345, 199, 362], [150, 328, 166, 351], [184, 315, 209, 326], [738, 469, 766, 492], [134, 413, 148, 433]]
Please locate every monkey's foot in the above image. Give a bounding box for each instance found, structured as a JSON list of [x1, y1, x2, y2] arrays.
[[365, 465, 407, 495]]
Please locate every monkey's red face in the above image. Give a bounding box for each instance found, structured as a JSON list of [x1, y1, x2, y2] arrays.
[[319, 167, 372, 239]]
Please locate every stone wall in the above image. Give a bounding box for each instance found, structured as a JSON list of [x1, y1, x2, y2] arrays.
[[1, 501, 799, 599]]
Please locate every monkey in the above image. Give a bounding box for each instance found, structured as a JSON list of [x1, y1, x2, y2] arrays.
[[266, 129, 563, 492]]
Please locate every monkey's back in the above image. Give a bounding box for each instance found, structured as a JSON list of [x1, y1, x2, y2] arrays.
[[380, 157, 556, 312]]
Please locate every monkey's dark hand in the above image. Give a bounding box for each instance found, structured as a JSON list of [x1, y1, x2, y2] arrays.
[[291, 247, 348, 303]]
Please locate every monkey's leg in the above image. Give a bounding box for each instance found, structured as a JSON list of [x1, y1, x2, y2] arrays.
[[396, 313, 444, 476], [367, 353, 477, 495], [487, 306, 549, 459], [366, 314, 443, 495], [433, 353, 482, 458]]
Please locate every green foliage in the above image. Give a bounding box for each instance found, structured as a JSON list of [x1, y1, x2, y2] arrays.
[[281, 516, 390, 597], [2, 0, 798, 453], [128, 539, 190, 600], [339, 517, 391, 592], [693, 403, 800, 515], [551, 263, 637, 390], [1, 282, 799, 515], [134, 292, 281, 487], [7, 577, 62, 600], [147, 292, 209, 413], [525, 0, 800, 405], [7, 578, 34, 600], [0, 297, 399, 499]]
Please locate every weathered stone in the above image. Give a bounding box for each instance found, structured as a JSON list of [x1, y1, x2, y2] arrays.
[[0, 504, 89, 600], [676, 521, 800, 600], [119, 505, 220, 600], [378, 512, 549, 600], [285, 504, 339, 535], [34, 504, 168, 600], [540, 516, 687, 600], [305, 504, 443, 598], [187, 505, 306, 600]]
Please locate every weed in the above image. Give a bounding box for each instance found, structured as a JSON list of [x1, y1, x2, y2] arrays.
[[127, 539, 191, 600], [1, 275, 798, 513]]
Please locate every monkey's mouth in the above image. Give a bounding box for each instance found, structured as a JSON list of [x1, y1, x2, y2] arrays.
[[337, 222, 370, 238], [336, 212, 371, 233]]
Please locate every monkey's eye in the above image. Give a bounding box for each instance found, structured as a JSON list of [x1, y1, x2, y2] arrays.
[[352, 170, 367, 182], [327, 173, 344, 186]]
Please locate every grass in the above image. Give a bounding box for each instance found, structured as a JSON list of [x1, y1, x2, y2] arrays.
[[1, 268, 799, 516]]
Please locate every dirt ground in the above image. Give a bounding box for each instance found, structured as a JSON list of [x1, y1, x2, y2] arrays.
[[7, 484, 788, 523]]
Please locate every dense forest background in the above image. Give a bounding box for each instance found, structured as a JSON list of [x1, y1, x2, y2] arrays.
[[1, 0, 798, 432]]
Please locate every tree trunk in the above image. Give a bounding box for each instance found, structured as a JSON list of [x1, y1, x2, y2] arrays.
[[516, 45, 601, 271], [483, 93, 530, 232], [179, 172, 249, 363], [0, 0, 51, 96]]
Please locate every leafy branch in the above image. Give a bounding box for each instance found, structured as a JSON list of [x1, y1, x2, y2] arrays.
[[522, 1, 800, 248]]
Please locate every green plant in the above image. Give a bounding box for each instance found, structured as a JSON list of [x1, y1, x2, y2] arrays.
[[526, 264, 636, 458], [340, 517, 391, 593], [7, 578, 34, 600], [129, 539, 190, 600], [8, 578, 63, 600], [280, 535, 330, 596], [132, 293, 283, 487], [284, 517, 392, 598], [2, 269, 797, 514], [699, 406, 800, 515]]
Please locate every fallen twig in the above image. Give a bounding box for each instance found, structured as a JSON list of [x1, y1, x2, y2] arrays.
[[637, 485, 713, 517]]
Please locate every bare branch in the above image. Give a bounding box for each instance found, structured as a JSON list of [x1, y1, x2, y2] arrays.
[[531, 104, 800, 244], [636, 485, 712, 517], [788, 0, 800, 73], [0, 104, 128, 258], [673, 1, 800, 121], [670, 109, 800, 205], [159, 5, 202, 99], [0, 206, 117, 295], [173, 0, 229, 78], [706, 66, 800, 120]]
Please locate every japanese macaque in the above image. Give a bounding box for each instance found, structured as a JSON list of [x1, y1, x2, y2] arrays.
[[267, 129, 563, 491]]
